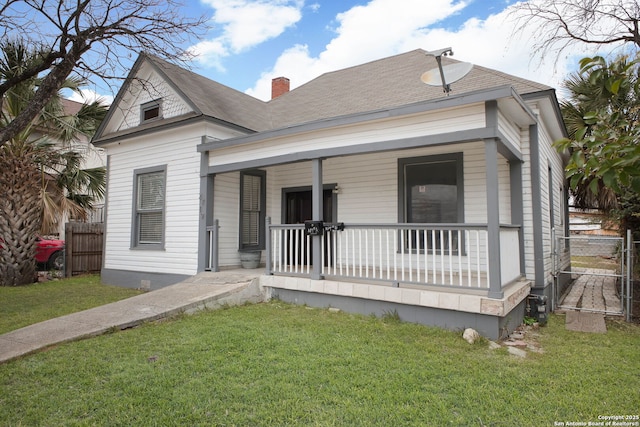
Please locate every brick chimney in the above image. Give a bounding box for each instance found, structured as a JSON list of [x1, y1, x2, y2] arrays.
[[271, 77, 290, 99]]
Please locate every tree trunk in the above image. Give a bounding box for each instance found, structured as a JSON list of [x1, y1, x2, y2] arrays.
[[0, 146, 43, 286]]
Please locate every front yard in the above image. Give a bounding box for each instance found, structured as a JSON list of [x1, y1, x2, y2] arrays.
[[1, 297, 638, 426], [0, 275, 141, 335]]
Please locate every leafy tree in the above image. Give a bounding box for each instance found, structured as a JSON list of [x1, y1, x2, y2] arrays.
[[555, 54, 640, 234], [0, 41, 107, 286], [0, 0, 207, 148]]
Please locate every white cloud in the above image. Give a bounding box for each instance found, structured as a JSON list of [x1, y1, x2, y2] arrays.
[[246, 0, 471, 99], [67, 89, 113, 106], [245, 0, 607, 101], [190, 0, 304, 68]]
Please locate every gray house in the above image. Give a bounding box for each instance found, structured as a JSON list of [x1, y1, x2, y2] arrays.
[[93, 49, 569, 339]]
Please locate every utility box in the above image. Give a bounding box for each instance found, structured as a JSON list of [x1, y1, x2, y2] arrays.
[[527, 294, 548, 325]]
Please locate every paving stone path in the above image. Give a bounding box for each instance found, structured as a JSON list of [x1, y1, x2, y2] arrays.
[[559, 268, 621, 314]]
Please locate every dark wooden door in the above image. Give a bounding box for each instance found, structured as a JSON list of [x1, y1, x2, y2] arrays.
[[284, 189, 333, 266]]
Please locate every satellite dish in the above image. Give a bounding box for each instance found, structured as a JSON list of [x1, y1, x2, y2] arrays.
[[422, 47, 473, 95], [421, 62, 473, 87]]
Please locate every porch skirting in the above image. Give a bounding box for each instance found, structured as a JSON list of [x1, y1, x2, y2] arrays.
[[261, 275, 531, 340]]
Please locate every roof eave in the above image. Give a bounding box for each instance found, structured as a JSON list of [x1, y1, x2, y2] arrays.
[[198, 85, 533, 152], [92, 53, 147, 141], [93, 113, 256, 146]]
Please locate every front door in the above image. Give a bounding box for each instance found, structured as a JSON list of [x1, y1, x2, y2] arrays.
[[285, 189, 333, 225], [283, 188, 334, 266]]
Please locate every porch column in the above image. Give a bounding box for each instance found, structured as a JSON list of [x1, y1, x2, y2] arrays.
[[311, 158, 324, 280], [529, 124, 546, 291], [509, 159, 525, 276], [197, 151, 216, 272], [485, 138, 503, 298]]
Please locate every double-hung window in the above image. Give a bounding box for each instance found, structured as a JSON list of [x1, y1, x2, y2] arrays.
[[239, 170, 266, 250], [132, 166, 166, 249], [398, 153, 464, 252]]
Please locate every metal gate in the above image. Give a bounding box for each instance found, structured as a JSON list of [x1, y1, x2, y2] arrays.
[[629, 239, 639, 322], [552, 230, 632, 320]]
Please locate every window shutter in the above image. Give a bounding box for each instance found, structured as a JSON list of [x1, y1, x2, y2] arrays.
[[242, 174, 261, 246]]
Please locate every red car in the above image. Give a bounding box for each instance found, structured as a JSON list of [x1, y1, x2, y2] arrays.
[[0, 236, 65, 270]]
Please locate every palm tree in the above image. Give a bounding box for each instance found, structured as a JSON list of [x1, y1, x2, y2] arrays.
[[558, 56, 636, 212], [0, 40, 107, 286], [557, 54, 640, 236]]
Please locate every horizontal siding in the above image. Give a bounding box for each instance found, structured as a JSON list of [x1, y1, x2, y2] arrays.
[[520, 100, 568, 286], [498, 109, 522, 154], [104, 131, 202, 277], [520, 125, 536, 281], [539, 116, 567, 286], [209, 104, 486, 167], [213, 172, 241, 267]]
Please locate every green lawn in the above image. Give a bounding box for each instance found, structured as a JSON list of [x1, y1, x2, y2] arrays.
[[571, 255, 620, 270], [0, 275, 142, 334], [1, 301, 638, 426]]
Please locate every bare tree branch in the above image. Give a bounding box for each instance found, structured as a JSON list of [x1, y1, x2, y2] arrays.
[[0, 0, 209, 148], [509, 0, 640, 61]]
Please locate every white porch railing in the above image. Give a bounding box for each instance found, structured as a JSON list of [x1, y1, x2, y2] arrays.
[[267, 222, 521, 290]]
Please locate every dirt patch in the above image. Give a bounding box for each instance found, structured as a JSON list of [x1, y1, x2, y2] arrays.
[[488, 324, 544, 357], [37, 270, 64, 282]]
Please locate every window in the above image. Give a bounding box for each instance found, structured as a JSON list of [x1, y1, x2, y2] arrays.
[[132, 166, 166, 249], [141, 99, 162, 123], [240, 170, 266, 250], [398, 153, 464, 251]]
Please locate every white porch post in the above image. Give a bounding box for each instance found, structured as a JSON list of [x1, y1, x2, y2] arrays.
[[312, 158, 324, 280], [485, 138, 504, 298]]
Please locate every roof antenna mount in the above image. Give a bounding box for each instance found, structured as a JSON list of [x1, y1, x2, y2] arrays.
[[422, 47, 473, 95]]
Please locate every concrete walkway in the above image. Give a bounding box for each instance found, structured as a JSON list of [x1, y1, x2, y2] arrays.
[[0, 270, 265, 364]]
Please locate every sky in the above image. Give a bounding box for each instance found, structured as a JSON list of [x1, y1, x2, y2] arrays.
[[71, 0, 617, 104]]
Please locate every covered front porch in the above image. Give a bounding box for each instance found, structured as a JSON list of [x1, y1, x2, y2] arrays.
[[202, 137, 528, 301], [197, 94, 537, 337]]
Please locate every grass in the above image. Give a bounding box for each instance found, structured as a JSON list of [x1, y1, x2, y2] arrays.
[[0, 275, 142, 334], [571, 255, 620, 270], [1, 302, 639, 426]]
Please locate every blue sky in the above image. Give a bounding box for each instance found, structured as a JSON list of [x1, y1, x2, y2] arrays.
[[75, 0, 609, 104]]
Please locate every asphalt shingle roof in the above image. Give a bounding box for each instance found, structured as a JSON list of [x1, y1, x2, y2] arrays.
[[143, 49, 553, 134], [148, 55, 272, 132]]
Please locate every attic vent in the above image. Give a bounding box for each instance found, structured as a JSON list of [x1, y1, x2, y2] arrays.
[[141, 99, 162, 123]]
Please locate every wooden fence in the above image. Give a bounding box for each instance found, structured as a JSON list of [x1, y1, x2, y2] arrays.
[[64, 222, 104, 277]]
